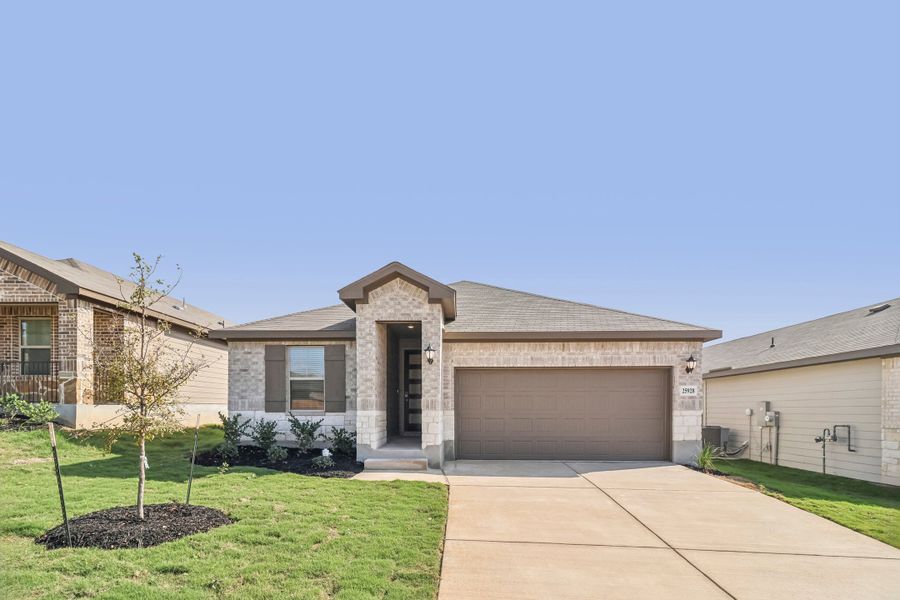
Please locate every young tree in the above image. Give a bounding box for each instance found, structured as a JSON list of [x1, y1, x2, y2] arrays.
[[99, 253, 210, 519]]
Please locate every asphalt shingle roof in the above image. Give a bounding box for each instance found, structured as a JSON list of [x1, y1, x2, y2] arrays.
[[216, 279, 718, 339], [0, 241, 231, 330], [445, 281, 713, 333], [704, 298, 900, 375]]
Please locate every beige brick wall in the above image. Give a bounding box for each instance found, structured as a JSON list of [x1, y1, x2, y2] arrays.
[[226, 339, 357, 430], [443, 340, 705, 463], [355, 278, 443, 452], [883, 357, 900, 486]]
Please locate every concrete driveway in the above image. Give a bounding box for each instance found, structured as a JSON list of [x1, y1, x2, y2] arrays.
[[434, 461, 900, 600]]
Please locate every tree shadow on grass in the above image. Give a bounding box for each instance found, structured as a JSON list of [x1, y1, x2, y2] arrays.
[[58, 427, 280, 482]]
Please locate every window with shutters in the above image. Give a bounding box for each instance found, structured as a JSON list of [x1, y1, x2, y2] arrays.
[[287, 346, 325, 411]]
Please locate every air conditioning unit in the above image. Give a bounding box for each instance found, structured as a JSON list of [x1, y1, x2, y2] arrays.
[[702, 426, 730, 450]]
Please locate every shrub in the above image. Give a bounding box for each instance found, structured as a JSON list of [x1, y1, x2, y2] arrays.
[[266, 445, 288, 463], [219, 412, 252, 445], [218, 412, 251, 459], [0, 394, 56, 425], [251, 418, 279, 449], [311, 455, 335, 470], [21, 399, 57, 425], [287, 416, 324, 453], [696, 443, 716, 472], [328, 427, 356, 456], [251, 418, 284, 463], [0, 393, 23, 418]]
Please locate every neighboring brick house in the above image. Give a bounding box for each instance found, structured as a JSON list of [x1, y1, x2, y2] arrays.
[[0, 241, 230, 428], [704, 299, 900, 486], [212, 262, 721, 469]]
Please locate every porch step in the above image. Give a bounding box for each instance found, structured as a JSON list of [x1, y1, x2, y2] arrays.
[[364, 457, 428, 471]]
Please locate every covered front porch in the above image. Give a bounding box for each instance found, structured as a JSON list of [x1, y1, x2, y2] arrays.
[[0, 302, 122, 406]]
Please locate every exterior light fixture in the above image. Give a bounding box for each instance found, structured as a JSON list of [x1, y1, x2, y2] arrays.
[[685, 354, 697, 374], [407, 324, 415, 329], [424, 344, 436, 364]]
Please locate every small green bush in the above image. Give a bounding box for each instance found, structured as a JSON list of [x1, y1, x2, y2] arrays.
[[21, 399, 58, 425], [0, 393, 23, 418], [696, 443, 716, 471], [311, 455, 335, 470], [266, 445, 288, 463], [328, 427, 357, 456], [251, 418, 279, 450], [287, 416, 324, 453], [218, 412, 251, 459], [0, 394, 56, 425]]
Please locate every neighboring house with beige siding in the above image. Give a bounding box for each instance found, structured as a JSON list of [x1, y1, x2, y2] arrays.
[[704, 299, 900, 486], [212, 261, 721, 469], [0, 241, 230, 428]]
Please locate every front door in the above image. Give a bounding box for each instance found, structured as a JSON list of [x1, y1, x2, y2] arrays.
[[403, 349, 422, 433]]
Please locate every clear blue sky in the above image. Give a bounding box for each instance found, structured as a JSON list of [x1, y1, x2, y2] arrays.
[[1, 2, 897, 342]]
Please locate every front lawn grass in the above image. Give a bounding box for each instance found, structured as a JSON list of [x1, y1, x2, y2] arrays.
[[0, 427, 448, 599], [714, 459, 900, 548]]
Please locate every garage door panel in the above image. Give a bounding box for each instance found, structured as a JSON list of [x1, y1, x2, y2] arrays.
[[456, 368, 668, 461]]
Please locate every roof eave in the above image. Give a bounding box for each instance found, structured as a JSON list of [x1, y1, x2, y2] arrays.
[[209, 329, 356, 341], [703, 343, 900, 379], [444, 330, 722, 342]]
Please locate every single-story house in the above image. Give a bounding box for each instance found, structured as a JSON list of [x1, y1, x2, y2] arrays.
[[0, 241, 231, 428], [704, 299, 900, 486], [211, 262, 721, 468]]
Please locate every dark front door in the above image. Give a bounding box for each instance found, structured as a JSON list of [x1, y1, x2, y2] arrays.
[[403, 349, 422, 433]]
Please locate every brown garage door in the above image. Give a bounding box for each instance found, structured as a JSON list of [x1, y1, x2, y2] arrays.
[[455, 368, 669, 460]]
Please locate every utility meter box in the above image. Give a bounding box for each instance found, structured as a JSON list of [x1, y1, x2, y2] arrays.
[[758, 402, 773, 427]]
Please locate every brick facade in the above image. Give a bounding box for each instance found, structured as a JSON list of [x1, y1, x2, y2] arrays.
[[355, 278, 444, 460], [442, 340, 705, 463], [226, 340, 356, 440]]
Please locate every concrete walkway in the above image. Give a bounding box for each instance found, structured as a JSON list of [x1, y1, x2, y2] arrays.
[[362, 460, 900, 600]]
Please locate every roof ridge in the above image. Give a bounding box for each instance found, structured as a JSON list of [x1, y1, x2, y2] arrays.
[[707, 296, 900, 349], [231, 304, 350, 328], [450, 280, 714, 331]]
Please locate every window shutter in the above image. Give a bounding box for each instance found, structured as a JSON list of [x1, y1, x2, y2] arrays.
[[324, 345, 346, 413], [264, 345, 286, 413]]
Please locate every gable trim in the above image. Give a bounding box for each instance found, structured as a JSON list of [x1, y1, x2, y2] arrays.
[[338, 261, 457, 319]]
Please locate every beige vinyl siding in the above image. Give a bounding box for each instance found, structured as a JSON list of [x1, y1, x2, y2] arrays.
[[705, 358, 883, 483], [164, 327, 229, 406]]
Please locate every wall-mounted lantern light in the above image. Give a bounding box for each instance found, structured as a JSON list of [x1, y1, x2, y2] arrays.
[[424, 344, 436, 365], [685, 354, 697, 374]]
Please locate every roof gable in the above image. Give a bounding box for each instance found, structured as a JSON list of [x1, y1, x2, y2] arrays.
[[338, 261, 457, 319], [0, 241, 230, 331]]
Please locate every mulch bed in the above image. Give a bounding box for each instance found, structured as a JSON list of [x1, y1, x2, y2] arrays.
[[0, 416, 52, 432], [37, 503, 232, 550], [686, 464, 729, 477], [195, 445, 363, 478]]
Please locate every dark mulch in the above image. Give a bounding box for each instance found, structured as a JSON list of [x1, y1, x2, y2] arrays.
[[686, 464, 729, 477], [37, 503, 232, 550], [0, 416, 52, 432], [195, 445, 363, 478]]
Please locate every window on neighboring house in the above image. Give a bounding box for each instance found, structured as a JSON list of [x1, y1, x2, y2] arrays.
[[287, 346, 325, 411], [20, 319, 52, 375]]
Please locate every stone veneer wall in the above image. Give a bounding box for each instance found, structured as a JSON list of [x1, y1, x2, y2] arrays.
[[883, 357, 900, 486], [355, 278, 443, 462], [442, 340, 705, 463], [226, 339, 357, 440]]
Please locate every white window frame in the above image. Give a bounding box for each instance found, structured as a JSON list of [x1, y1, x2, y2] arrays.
[[19, 317, 53, 375], [286, 345, 326, 415]]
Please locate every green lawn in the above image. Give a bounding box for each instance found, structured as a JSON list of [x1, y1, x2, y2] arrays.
[[714, 459, 900, 548], [0, 427, 447, 599]]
